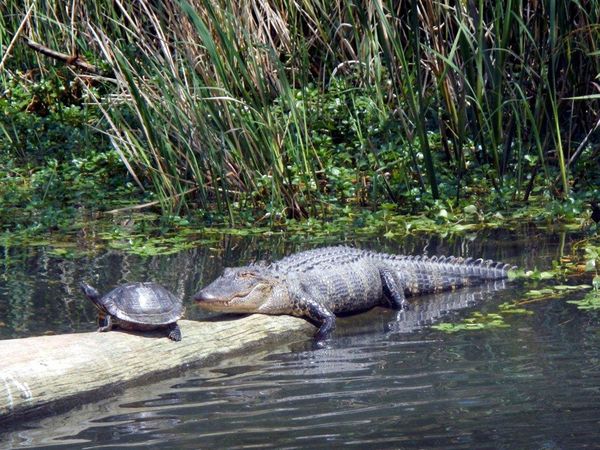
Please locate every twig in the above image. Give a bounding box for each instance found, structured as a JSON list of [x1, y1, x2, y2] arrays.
[[0, 3, 35, 72], [70, 0, 79, 57], [105, 199, 162, 214], [105, 186, 199, 214], [566, 115, 600, 169], [552, 113, 600, 185], [22, 37, 101, 74]]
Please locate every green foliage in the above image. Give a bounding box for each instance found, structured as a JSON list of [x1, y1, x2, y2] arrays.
[[431, 275, 597, 334], [100, 230, 197, 257], [1, 76, 98, 160], [431, 313, 509, 333], [0, 151, 141, 232], [565, 241, 600, 310], [431, 299, 542, 333], [0, 75, 144, 233], [430, 305, 531, 333], [267, 80, 412, 208], [524, 284, 592, 299], [583, 245, 600, 273], [510, 268, 558, 281], [567, 280, 600, 310]]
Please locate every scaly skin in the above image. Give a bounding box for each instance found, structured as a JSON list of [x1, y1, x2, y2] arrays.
[[193, 246, 515, 340]]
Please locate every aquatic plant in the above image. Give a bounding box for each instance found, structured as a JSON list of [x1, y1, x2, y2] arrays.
[[567, 284, 600, 310], [565, 241, 600, 310], [431, 300, 539, 334], [2, 0, 600, 225]]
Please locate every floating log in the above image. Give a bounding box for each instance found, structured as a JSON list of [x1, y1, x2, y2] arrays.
[[0, 316, 313, 424], [0, 279, 510, 425]]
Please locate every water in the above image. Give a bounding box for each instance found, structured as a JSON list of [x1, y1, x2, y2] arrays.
[[2, 230, 599, 448]]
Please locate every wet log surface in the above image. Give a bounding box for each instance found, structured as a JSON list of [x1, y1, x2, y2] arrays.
[[0, 316, 313, 424]]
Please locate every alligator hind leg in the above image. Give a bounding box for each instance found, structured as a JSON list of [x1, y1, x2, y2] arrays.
[[167, 322, 182, 341], [380, 270, 408, 310]]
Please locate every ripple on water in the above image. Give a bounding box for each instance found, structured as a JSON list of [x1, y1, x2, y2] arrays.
[[3, 232, 600, 448]]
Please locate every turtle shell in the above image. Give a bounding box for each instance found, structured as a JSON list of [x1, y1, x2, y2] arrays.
[[99, 282, 184, 325]]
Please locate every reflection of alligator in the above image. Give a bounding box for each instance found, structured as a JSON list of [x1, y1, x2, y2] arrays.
[[193, 246, 515, 340], [385, 279, 508, 334]]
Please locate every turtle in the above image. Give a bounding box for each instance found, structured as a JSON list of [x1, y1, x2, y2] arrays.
[[80, 282, 185, 341]]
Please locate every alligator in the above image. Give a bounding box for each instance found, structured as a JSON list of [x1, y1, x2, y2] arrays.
[[193, 246, 515, 340]]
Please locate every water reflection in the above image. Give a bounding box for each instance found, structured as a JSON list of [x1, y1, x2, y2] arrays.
[[0, 229, 571, 340], [5, 290, 600, 449], [2, 229, 599, 448]]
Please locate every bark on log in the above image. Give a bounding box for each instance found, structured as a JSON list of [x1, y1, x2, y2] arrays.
[[0, 316, 314, 424]]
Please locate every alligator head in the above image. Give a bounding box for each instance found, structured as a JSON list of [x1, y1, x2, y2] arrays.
[[193, 266, 284, 313]]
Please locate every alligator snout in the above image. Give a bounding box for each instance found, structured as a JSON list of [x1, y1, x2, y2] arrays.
[[192, 289, 218, 302]]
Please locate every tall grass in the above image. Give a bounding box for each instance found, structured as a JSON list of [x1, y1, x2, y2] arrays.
[[2, 0, 600, 220]]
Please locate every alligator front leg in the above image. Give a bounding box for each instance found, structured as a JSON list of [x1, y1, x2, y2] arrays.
[[380, 269, 408, 310], [291, 292, 336, 341]]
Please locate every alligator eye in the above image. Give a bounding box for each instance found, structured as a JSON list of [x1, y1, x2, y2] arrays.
[[238, 271, 257, 279]]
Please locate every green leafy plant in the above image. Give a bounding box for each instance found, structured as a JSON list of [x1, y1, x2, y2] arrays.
[[566, 249, 600, 309], [567, 285, 600, 310], [431, 299, 539, 334], [524, 284, 592, 299], [2, 0, 600, 235], [431, 312, 511, 333]]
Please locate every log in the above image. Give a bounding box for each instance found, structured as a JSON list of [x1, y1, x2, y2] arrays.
[[0, 316, 314, 424]]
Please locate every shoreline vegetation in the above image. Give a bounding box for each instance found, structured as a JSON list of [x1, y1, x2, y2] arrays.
[[1, 1, 600, 243]]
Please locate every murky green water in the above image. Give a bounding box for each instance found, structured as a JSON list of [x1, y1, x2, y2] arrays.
[[2, 230, 600, 448]]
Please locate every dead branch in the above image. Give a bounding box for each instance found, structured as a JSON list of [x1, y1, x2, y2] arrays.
[[22, 37, 101, 74]]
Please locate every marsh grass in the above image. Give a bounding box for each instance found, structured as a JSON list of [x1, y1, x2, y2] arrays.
[[2, 0, 600, 221]]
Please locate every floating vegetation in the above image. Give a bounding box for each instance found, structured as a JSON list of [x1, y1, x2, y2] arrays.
[[568, 291, 600, 310], [567, 275, 600, 311], [431, 313, 509, 333], [100, 232, 198, 257], [508, 268, 557, 281], [431, 238, 600, 333], [431, 302, 534, 334], [525, 284, 592, 300], [432, 284, 594, 334]]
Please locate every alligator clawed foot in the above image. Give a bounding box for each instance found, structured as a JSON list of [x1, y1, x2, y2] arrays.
[[312, 337, 333, 350]]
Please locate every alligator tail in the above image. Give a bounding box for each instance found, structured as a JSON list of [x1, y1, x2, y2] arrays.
[[385, 254, 516, 295]]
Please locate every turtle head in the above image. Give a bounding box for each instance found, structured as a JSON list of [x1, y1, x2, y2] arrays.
[[79, 282, 105, 311]]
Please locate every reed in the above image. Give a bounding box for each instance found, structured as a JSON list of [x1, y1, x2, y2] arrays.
[[2, 0, 599, 219]]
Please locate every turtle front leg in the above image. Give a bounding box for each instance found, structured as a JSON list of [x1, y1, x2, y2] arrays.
[[98, 314, 114, 332], [167, 322, 182, 341]]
